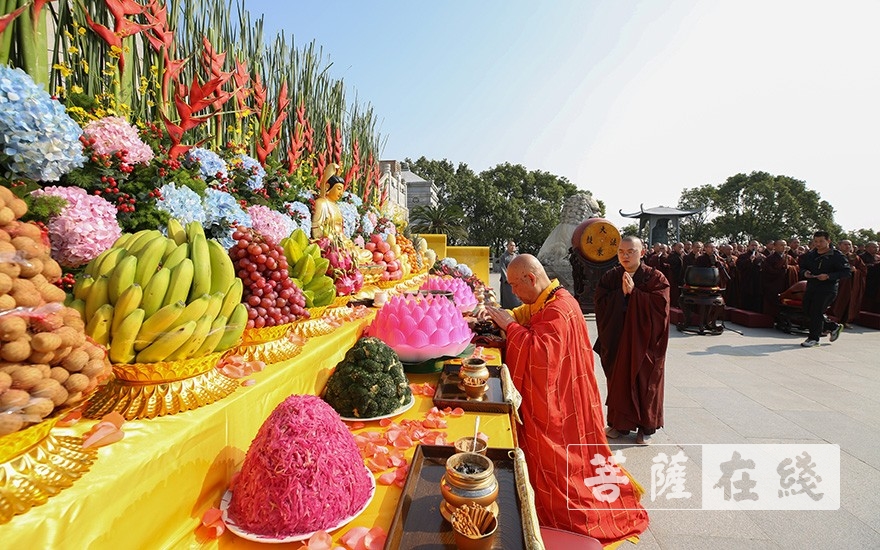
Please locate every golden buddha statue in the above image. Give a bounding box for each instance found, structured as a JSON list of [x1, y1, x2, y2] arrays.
[[312, 163, 346, 239]]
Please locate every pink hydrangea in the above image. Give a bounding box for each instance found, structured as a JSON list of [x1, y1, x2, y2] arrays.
[[83, 116, 154, 165], [246, 205, 297, 246], [32, 186, 122, 267]]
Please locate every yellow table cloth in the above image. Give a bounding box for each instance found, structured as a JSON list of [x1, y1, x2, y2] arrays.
[[1, 315, 515, 549]]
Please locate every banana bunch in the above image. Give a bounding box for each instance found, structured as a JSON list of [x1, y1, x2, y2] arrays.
[[72, 219, 247, 364], [279, 228, 337, 307]]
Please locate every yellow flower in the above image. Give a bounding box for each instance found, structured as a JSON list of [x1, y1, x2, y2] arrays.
[[68, 46, 79, 55], [77, 27, 86, 36], [52, 63, 73, 77], [71, 85, 83, 94], [82, 61, 89, 74], [64, 31, 74, 41]]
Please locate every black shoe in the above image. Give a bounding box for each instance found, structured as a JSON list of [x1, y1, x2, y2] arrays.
[[829, 324, 843, 343]]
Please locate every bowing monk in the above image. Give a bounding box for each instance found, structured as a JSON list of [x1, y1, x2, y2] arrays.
[[594, 236, 670, 445], [484, 254, 648, 545]]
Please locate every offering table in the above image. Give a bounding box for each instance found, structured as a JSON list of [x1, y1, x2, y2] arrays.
[[2, 312, 516, 548]]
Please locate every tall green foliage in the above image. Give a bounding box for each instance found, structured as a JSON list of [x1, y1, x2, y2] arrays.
[[8, 0, 385, 195]]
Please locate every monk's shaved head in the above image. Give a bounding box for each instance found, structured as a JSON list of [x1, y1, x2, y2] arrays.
[[507, 254, 551, 304], [509, 254, 544, 276], [620, 236, 644, 251]]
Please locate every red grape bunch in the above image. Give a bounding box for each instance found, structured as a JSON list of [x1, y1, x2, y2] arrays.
[[230, 227, 309, 328]]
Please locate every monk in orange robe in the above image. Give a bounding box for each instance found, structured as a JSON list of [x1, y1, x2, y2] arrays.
[[485, 254, 648, 545], [595, 236, 670, 445]]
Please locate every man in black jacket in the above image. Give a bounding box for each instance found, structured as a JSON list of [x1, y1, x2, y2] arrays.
[[799, 231, 851, 347]]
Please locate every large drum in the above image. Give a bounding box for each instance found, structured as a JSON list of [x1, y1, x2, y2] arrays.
[[571, 218, 621, 264], [569, 218, 620, 313]]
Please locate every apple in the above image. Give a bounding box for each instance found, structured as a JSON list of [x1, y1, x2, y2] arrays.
[[365, 242, 376, 252], [383, 251, 396, 263], [377, 241, 390, 254], [372, 251, 384, 263]]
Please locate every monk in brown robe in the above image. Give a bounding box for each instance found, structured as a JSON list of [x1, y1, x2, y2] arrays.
[[595, 236, 670, 445], [667, 242, 685, 306], [761, 240, 794, 318], [861, 242, 880, 313], [829, 240, 867, 324], [484, 254, 649, 544], [735, 240, 764, 311]]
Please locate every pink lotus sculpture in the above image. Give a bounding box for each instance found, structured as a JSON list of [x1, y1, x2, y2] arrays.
[[369, 294, 472, 363], [420, 276, 478, 312]]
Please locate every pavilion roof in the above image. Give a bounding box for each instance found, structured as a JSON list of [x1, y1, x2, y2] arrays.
[[619, 204, 706, 218]]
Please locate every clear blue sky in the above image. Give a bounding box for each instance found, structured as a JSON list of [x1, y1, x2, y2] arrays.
[[242, 0, 879, 233]]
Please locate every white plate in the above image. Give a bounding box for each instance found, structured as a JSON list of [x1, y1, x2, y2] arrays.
[[338, 394, 415, 422], [220, 466, 376, 543]]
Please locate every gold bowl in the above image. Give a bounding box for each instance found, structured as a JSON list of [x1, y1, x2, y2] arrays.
[[0, 415, 97, 524], [85, 352, 238, 420]]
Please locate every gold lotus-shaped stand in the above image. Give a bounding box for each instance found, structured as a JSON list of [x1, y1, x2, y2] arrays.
[[328, 294, 351, 308], [289, 317, 336, 339], [232, 323, 305, 363], [0, 417, 97, 525], [307, 305, 328, 319], [84, 352, 238, 420]]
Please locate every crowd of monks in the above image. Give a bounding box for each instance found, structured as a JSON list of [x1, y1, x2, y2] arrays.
[[643, 238, 880, 324]]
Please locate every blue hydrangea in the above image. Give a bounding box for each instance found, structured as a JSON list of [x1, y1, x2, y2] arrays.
[[441, 257, 459, 269], [203, 188, 251, 249], [456, 263, 473, 278], [342, 191, 363, 208], [0, 66, 85, 181], [156, 182, 206, 226], [338, 201, 359, 238], [186, 147, 228, 180], [285, 201, 312, 234], [231, 153, 266, 190], [360, 212, 375, 236]]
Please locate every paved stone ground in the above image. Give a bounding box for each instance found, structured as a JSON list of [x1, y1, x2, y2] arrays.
[[488, 272, 880, 549]]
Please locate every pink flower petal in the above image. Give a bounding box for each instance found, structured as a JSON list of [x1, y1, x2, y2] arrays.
[[364, 527, 388, 550], [341, 526, 371, 549], [377, 471, 397, 485], [306, 530, 334, 550], [201, 507, 223, 527]]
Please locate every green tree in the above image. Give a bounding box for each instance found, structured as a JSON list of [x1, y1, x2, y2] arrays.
[[842, 228, 880, 246], [409, 204, 468, 242], [407, 158, 583, 253], [711, 171, 841, 244], [620, 223, 641, 240], [677, 184, 716, 243], [475, 163, 578, 254]]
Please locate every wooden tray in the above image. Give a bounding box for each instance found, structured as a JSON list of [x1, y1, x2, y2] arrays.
[[432, 364, 512, 413], [384, 445, 527, 549]]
